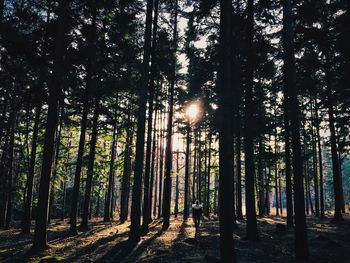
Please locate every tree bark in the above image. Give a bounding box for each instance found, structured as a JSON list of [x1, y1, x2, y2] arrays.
[[162, 0, 178, 230], [32, 0, 67, 251], [314, 100, 325, 216], [69, 2, 96, 235], [283, 97, 294, 226], [120, 112, 133, 223], [244, 0, 258, 241], [4, 104, 16, 229], [325, 51, 343, 221], [142, 0, 160, 233], [128, 0, 153, 243], [183, 124, 191, 220], [282, 0, 309, 259], [80, 99, 99, 231], [218, 0, 237, 261], [104, 106, 118, 222], [48, 111, 63, 224], [22, 103, 41, 233]]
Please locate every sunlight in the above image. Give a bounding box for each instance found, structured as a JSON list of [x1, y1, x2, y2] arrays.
[[185, 101, 201, 123]]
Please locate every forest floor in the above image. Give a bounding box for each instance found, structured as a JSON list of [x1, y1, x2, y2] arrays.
[[0, 214, 350, 263]]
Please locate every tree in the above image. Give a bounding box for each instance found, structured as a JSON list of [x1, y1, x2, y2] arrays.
[[282, 0, 309, 259], [128, 0, 153, 244], [217, 0, 236, 261], [244, 0, 258, 241], [32, 0, 68, 251], [162, 0, 178, 230]]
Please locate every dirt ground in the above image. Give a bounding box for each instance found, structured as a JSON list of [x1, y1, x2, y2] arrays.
[[0, 215, 350, 263]]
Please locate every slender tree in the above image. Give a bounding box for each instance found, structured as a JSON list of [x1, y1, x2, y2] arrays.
[[217, 0, 236, 261], [244, 0, 258, 241], [32, 0, 68, 251], [22, 103, 41, 233], [128, 0, 153, 243], [162, 0, 178, 230], [282, 0, 309, 259]]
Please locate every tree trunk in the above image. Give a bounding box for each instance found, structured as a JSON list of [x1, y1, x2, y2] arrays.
[[149, 101, 159, 222], [311, 104, 320, 216], [205, 134, 212, 217], [158, 109, 165, 219], [325, 52, 343, 221], [153, 109, 160, 218], [218, 0, 236, 261], [174, 151, 179, 218], [4, 104, 16, 229], [120, 113, 133, 223], [162, 0, 178, 230], [104, 109, 118, 222], [48, 111, 63, 224], [283, 97, 294, 226], [32, 0, 67, 251], [257, 136, 265, 216], [192, 130, 197, 204], [142, 0, 159, 233], [236, 132, 243, 220], [275, 127, 279, 217], [69, 4, 96, 235], [183, 123, 191, 220], [128, 0, 153, 243], [244, 0, 258, 241], [314, 100, 325, 216], [282, 0, 309, 259], [22, 103, 41, 233], [80, 99, 99, 231]]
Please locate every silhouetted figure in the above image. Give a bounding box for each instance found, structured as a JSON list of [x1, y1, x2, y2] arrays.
[[192, 200, 203, 239]]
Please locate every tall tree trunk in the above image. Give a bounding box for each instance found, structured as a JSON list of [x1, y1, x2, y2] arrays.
[[158, 109, 165, 218], [236, 132, 243, 220], [174, 150, 179, 218], [218, 0, 236, 261], [314, 100, 325, 217], [283, 98, 294, 226], [0, 92, 9, 145], [196, 134, 201, 203], [162, 0, 178, 230], [153, 109, 160, 218], [282, 0, 309, 259], [0, 135, 10, 228], [4, 105, 16, 229], [279, 178, 283, 215], [128, 0, 153, 243], [325, 52, 343, 221], [191, 131, 197, 204], [69, 4, 96, 235], [22, 103, 41, 233], [311, 103, 320, 216], [32, 0, 67, 251], [48, 111, 63, 224], [104, 110, 118, 222], [244, 0, 258, 241], [61, 136, 71, 221], [275, 127, 279, 217], [142, 0, 159, 233], [80, 99, 99, 231], [148, 101, 159, 222], [120, 113, 133, 223], [205, 134, 212, 217], [183, 123, 191, 220], [257, 136, 265, 216]]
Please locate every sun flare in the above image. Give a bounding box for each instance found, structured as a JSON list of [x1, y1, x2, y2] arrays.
[[185, 102, 200, 121]]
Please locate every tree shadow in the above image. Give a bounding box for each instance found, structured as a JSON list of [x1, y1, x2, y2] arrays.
[[97, 227, 165, 263], [64, 230, 129, 262]]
